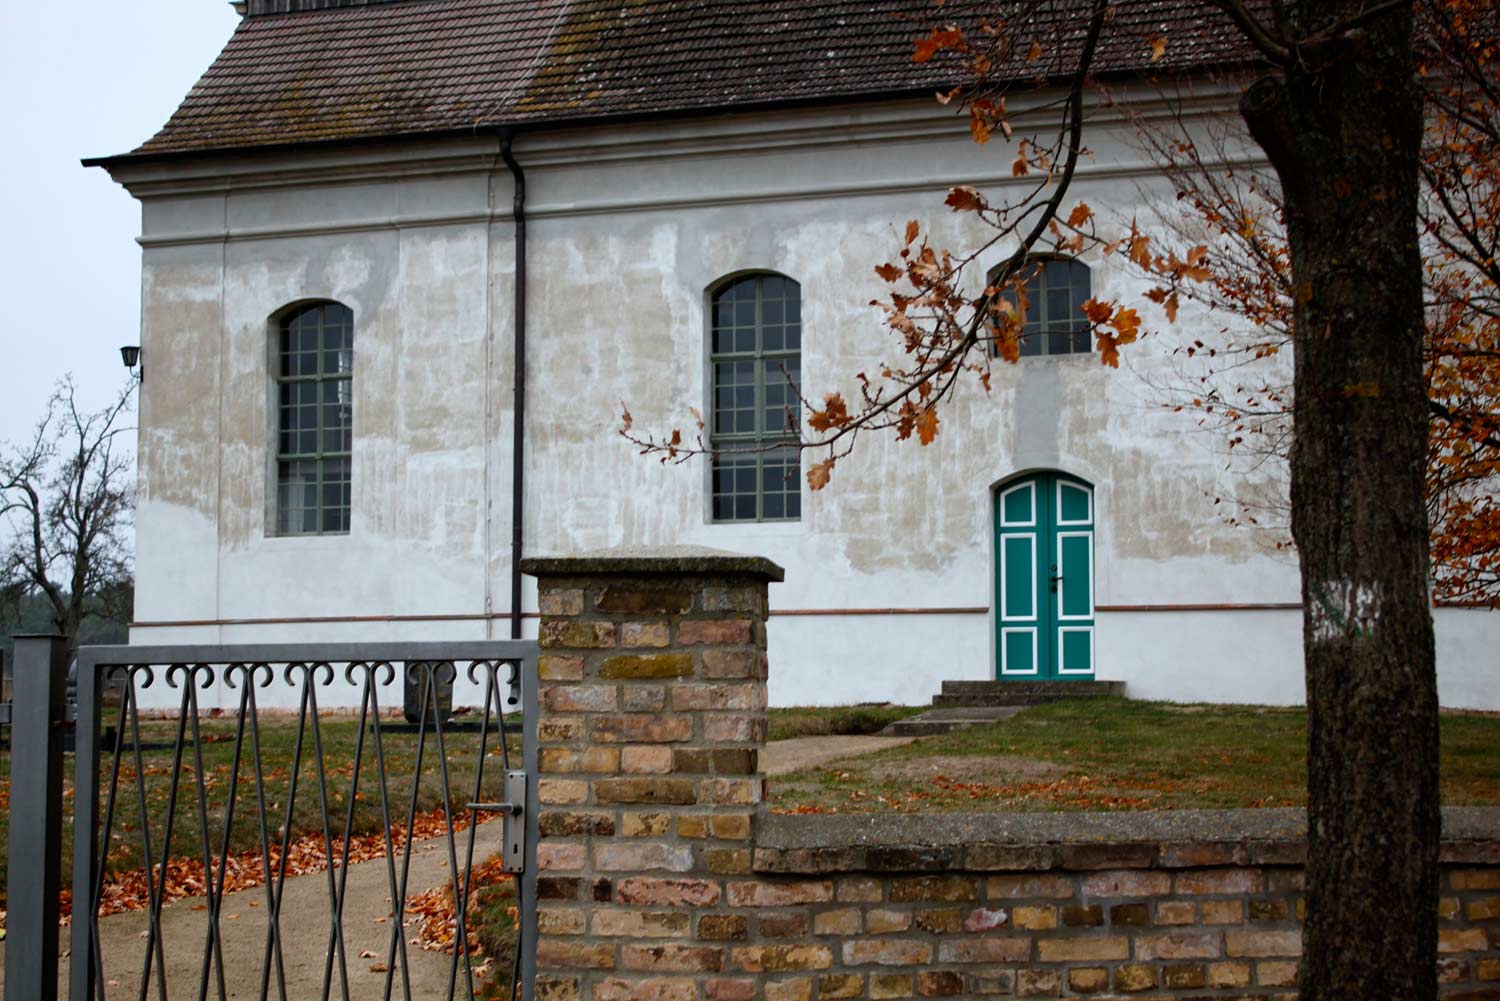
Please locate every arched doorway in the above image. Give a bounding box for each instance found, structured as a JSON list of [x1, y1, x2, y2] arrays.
[[994, 472, 1095, 678]]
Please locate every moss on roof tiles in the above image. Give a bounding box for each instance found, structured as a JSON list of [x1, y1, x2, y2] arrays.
[[120, 0, 1256, 158]]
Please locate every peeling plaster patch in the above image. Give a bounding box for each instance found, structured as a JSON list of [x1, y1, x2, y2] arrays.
[[1308, 579, 1382, 642], [323, 245, 372, 294]]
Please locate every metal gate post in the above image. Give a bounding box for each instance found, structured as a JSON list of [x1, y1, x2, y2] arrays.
[[5, 634, 70, 1001], [520, 644, 539, 1001], [70, 646, 103, 1001]]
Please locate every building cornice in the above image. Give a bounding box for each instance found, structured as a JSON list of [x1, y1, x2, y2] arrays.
[[105, 83, 1250, 201]]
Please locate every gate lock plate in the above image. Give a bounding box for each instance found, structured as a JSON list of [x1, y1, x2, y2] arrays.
[[467, 769, 528, 874]]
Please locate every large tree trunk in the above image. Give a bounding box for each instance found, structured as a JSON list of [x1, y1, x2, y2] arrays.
[[1241, 3, 1438, 996]]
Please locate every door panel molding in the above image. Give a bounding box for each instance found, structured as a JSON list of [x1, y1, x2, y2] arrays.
[[995, 472, 1096, 679], [1056, 530, 1095, 622], [1000, 626, 1040, 675], [999, 533, 1038, 622], [999, 480, 1037, 527]]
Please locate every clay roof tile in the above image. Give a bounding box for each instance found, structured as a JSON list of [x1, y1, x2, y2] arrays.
[[122, 0, 1257, 157]]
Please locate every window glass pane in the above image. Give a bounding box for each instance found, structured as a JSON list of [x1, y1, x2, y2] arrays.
[[991, 259, 1091, 358], [276, 304, 354, 534], [1047, 287, 1071, 326], [708, 276, 802, 522]]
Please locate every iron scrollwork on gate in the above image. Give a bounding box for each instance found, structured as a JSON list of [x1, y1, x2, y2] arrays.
[[40, 641, 541, 1001]]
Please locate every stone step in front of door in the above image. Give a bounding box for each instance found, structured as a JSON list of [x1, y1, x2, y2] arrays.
[[879, 706, 1025, 737], [877, 681, 1128, 736], [932, 679, 1126, 707]]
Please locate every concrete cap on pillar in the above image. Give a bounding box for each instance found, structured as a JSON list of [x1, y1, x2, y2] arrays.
[[521, 544, 784, 582]]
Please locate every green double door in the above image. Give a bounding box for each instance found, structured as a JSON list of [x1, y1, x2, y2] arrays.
[[995, 473, 1095, 678]]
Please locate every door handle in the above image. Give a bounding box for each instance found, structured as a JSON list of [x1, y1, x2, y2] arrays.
[[1049, 564, 1063, 592]]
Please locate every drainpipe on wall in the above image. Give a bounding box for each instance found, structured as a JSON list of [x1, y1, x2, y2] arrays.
[[501, 129, 527, 640]]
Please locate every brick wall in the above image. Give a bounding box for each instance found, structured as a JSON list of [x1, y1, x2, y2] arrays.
[[522, 550, 1500, 1001]]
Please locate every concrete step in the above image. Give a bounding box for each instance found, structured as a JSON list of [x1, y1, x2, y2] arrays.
[[933, 692, 1119, 707], [939, 679, 1125, 698], [933, 680, 1124, 707], [879, 706, 1023, 737]]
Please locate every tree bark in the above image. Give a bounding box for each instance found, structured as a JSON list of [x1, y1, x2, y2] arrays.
[[1241, 3, 1438, 997]]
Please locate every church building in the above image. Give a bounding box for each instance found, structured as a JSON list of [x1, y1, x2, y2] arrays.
[[90, 0, 1499, 709]]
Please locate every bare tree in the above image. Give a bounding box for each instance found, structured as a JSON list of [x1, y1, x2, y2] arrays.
[[1, 377, 136, 664]]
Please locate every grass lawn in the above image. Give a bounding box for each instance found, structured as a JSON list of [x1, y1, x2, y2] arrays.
[[0, 711, 518, 905], [767, 698, 1500, 813], [767, 704, 927, 741]]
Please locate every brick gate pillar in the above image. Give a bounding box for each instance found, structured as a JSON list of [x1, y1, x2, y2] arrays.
[[521, 546, 784, 1001]]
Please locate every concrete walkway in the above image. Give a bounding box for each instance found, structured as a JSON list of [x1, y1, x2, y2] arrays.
[[762, 735, 915, 775], [8, 736, 903, 998], [42, 822, 505, 1000]]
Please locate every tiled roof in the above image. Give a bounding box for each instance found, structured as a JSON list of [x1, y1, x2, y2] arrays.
[[120, 1, 1256, 158]]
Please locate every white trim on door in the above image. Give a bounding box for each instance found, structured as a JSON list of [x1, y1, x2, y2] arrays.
[[1000, 626, 1040, 675], [1056, 626, 1094, 674], [999, 481, 1037, 528], [999, 533, 1037, 622], [1055, 530, 1095, 622], [1056, 479, 1093, 526]]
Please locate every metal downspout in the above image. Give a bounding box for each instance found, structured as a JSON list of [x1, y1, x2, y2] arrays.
[[501, 129, 526, 641]]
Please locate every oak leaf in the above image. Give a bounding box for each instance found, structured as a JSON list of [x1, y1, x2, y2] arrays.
[[913, 27, 962, 63], [807, 458, 835, 490], [1066, 202, 1093, 228], [970, 107, 992, 144], [946, 186, 986, 212], [1149, 35, 1167, 62], [916, 408, 941, 445], [808, 393, 850, 432], [875, 262, 903, 282], [1081, 298, 1115, 325], [1111, 307, 1142, 342]]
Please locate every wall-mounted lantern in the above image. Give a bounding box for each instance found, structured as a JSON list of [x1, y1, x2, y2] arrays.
[[119, 345, 142, 382]]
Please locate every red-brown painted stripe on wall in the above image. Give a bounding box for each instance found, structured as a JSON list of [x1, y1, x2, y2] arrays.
[[128, 602, 1320, 629]]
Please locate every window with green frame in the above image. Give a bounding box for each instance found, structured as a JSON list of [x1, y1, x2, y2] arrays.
[[274, 302, 353, 535], [709, 274, 801, 522], [993, 257, 1093, 357]]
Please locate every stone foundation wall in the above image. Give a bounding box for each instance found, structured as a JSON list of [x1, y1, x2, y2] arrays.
[[522, 550, 1500, 1001]]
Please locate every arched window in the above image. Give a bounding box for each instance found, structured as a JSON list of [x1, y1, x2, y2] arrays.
[[709, 274, 801, 522], [274, 301, 353, 535], [993, 257, 1093, 357]]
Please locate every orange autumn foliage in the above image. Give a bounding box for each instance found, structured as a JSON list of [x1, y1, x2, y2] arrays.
[[1116, 0, 1500, 605], [620, 1, 1496, 609]]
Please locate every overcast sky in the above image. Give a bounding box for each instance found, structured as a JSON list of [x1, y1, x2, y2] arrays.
[[0, 1, 239, 448]]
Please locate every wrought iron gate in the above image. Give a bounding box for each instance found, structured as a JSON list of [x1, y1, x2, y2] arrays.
[[3, 637, 539, 1001]]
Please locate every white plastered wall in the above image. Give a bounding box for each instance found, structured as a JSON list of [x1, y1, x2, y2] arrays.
[[111, 95, 1500, 710]]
